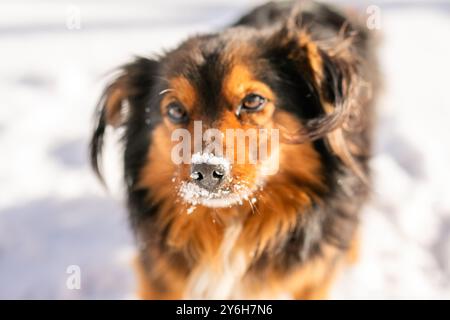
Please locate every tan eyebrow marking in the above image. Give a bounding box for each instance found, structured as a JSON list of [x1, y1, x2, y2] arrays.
[[223, 64, 275, 107], [161, 77, 197, 112]]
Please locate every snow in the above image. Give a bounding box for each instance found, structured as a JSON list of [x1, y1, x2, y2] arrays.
[[0, 0, 449, 299], [178, 181, 253, 209], [191, 152, 231, 172]]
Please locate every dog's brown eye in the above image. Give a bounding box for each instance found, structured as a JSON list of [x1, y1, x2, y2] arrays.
[[167, 102, 188, 123], [241, 94, 266, 112]]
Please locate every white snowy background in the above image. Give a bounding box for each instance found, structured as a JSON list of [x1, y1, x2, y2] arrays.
[[0, 0, 449, 299]]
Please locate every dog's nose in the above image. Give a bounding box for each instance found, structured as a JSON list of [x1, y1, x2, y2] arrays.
[[190, 163, 227, 192]]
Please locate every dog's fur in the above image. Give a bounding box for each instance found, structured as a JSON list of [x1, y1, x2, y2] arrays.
[[90, 1, 378, 299]]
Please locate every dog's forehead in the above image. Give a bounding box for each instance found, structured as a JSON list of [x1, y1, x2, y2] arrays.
[[163, 30, 267, 79], [161, 35, 263, 119]]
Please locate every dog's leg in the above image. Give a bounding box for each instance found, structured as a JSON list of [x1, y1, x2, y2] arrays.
[[134, 257, 183, 300], [346, 230, 361, 265], [292, 268, 339, 300], [289, 246, 344, 300]]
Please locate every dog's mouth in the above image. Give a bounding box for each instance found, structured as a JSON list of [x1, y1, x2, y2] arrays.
[[174, 153, 266, 209], [178, 180, 256, 209]]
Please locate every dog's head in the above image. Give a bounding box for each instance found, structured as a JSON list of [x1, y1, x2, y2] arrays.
[[91, 21, 365, 213]]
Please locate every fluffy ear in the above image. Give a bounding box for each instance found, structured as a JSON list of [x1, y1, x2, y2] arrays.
[[273, 9, 375, 182], [304, 36, 363, 141], [90, 57, 159, 182]]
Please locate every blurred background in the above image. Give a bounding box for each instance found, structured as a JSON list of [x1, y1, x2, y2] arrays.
[[0, 0, 449, 299]]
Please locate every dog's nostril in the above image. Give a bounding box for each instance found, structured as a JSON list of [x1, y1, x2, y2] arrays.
[[190, 171, 203, 181], [212, 170, 224, 180], [190, 163, 228, 191]]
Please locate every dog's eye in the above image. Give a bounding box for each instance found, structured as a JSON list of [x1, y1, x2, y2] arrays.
[[241, 94, 266, 112], [167, 102, 188, 123]]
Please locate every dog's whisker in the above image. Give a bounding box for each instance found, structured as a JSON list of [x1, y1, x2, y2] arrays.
[[158, 88, 174, 96], [247, 198, 259, 216]]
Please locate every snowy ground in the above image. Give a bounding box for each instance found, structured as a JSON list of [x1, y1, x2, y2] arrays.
[[0, 0, 449, 299]]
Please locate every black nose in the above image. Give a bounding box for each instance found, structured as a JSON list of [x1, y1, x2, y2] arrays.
[[190, 163, 227, 192]]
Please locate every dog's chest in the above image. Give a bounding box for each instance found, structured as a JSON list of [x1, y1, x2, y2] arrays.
[[183, 223, 248, 299]]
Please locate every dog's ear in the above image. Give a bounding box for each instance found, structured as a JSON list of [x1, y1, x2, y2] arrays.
[[272, 23, 364, 136], [270, 14, 372, 182], [90, 57, 160, 182]]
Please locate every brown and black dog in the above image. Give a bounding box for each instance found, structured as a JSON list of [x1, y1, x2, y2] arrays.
[[91, 1, 378, 299]]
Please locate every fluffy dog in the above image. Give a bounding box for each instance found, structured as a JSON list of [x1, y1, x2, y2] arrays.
[[91, 0, 378, 299]]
